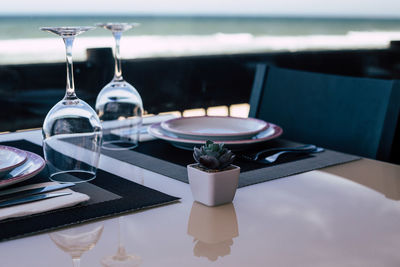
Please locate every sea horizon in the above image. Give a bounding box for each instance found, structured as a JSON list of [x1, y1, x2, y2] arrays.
[[0, 15, 400, 64]]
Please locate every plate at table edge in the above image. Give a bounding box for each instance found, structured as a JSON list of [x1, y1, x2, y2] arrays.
[[0, 145, 28, 178], [160, 116, 269, 140], [0, 151, 46, 188], [149, 122, 283, 151]]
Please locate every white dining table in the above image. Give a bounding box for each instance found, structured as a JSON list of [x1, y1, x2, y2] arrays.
[[0, 129, 399, 267]]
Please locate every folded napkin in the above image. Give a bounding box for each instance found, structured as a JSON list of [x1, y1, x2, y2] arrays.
[[0, 182, 89, 221]]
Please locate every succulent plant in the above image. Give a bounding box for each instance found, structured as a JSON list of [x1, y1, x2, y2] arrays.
[[193, 140, 235, 170]]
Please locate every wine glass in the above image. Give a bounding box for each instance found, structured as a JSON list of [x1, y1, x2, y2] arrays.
[[95, 23, 143, 150], [101, 217, 142, 267], [50, 223, 104, 267], [41, 27, 102, 183]]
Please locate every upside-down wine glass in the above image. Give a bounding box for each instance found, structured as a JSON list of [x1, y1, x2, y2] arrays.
[[41, 27, 102, 183], [95, 23, 143, 150]]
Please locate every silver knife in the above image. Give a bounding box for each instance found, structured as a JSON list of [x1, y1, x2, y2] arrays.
[[0, 192, 72, 208], [0, 183, 75, 201]]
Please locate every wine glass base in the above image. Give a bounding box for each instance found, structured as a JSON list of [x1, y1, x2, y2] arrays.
[[50, 170, 96, 183], [102, 140, 138, 151]]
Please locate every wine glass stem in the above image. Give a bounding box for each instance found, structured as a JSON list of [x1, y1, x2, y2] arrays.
[[113, 31, 123, 81], [118, 216, 125, 248], [72, 258, 81, 267], [63, 36, 77, 100]]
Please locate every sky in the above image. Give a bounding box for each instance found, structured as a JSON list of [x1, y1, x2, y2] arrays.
[[0, 0, 400, 18]]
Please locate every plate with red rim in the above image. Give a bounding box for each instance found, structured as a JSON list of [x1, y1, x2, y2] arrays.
[[0, 146, 28, 178], [160, 116, 269, 141], [0, 151, 46, 189], [149, 122, 283, 151]]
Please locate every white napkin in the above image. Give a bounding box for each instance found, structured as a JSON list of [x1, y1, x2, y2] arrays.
[[0, 182, 90, 221]]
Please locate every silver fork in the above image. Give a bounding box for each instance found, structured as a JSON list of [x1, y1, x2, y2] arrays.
[[262, 147, 324, 163], [240, 144, 318, 161]]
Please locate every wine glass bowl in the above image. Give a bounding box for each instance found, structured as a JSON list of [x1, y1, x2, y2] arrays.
[[41, 26, 102, 183], [95, 79, 143, 148], [50, 223, 104, 267], [95, 22, 143, 150]]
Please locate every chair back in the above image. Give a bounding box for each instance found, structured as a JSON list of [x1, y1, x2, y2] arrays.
[[249, 64, 400, 161]]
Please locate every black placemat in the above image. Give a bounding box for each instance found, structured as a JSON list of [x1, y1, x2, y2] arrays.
[[102, 139, 361, 188], [0, 140, 180, 242]]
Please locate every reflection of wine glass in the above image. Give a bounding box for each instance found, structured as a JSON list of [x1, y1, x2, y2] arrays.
[[40, 26, 102, 183], [187, 202, 239, 262], [95, 23, 143, 151], [101, 216, 142, 267], [49, 223, 104, 267]]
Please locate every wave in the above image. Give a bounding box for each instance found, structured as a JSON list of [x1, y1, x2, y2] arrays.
[[1, 31, 400, 64]]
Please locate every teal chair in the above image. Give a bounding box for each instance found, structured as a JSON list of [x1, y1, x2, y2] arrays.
[[249, 64, 400, 162]]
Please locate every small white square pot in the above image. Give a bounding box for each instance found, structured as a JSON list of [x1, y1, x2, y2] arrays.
[[187, 163, 240, 207]]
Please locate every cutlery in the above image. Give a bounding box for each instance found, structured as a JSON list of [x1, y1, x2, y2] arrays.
[[240, 144, 319, 161], [3, 161, 34, 179], [0, 192, 72, 208], [0, 182, 75, 201], [262, 146, 324, 163]]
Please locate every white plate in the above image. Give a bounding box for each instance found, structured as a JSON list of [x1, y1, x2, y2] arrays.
[[160, 116, 269, 141], [0, 151, 46, 189], [149, 122, 283, 151], [0, 146, 28, 178]]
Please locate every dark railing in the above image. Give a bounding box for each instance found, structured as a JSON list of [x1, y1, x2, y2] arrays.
[[1, 44, 400, 132]]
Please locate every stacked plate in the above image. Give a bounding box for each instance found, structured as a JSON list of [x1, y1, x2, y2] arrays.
[[148, 116, 283, 150], [0, 145, 45, 188]]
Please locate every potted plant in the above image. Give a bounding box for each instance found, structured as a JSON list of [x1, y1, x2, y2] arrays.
[[187, 140, 240, 206]]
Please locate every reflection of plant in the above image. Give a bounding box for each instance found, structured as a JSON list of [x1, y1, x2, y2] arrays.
[[193, 140, 235, 170], [193, 239, 234, 262]]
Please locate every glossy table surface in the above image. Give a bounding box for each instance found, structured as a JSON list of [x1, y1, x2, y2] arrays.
[[0, 130, 399, 267]]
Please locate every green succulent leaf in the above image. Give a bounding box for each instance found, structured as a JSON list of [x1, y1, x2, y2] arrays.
[[205, 140, 213, 146], [199, 155, 220, 169], [192, 140, 235, 170], [193, 147, 202, 163]]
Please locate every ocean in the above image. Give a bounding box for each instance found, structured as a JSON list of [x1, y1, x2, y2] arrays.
[[1, 15, 400, 64]]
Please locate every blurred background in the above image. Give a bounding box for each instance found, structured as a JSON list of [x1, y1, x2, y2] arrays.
[[1, 0, 400, 64], [1, 0, 400, 132]]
